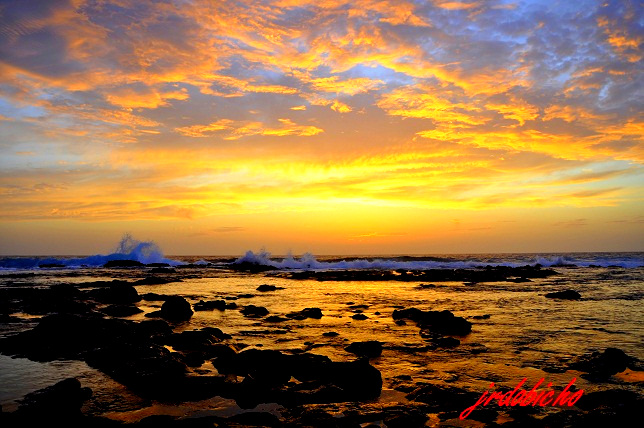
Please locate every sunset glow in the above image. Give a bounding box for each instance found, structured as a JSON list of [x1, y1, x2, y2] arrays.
[[0, 0, 642, 254]]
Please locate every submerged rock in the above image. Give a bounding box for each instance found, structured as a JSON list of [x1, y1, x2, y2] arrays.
[[393, 307, 472, 336], [545, 289, 581, 300], [193, 299, 227, 311], [256, 284, 283, 292]]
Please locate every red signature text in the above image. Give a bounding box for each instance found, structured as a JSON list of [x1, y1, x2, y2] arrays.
[[460, 378, 584, 419]]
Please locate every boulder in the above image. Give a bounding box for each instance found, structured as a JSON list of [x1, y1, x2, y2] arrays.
[[287, 307, 323, 320], [241, 305, 269, 317], [159, 296, 193, 321]]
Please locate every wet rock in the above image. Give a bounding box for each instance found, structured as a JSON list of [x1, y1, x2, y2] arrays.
[[193, 299, 227, 311], [85, 342, 188, 397], [201, 327, 232, 340], [103, 260, 144, 268], [287, 307, 323, 320], [545, 289, 581, 300], [472, 314, 491, 319], [241, 305, 269, 317], [265, 315, 289, 323], [159, 296, 193, 321], [256, 284, 284, 292], [101, 304, 143, 317], [345, 341, 383, 358], [0, 313, 142, 361], [569, 347, 640, 378], [137, 319, 172, 339], [141, 292, 168, 301], [16, 378, 91, 419], [39, 263, 65, 268], [90, 283, 141, 304], [393, 307, 471, 336], [575, 389, 640, 411], [407, 383, 479, 412], [351, 314, 369, 320], [167, 330, 220, 351]]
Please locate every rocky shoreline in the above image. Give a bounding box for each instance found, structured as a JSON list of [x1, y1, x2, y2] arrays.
[[0, 265, 642, 427]]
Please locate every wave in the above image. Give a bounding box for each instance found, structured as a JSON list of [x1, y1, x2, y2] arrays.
[[0, 234, 181, 269], [233, 250, 644, 270]]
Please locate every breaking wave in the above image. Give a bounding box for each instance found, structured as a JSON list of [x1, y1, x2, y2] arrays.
[[0, 234, 181, 269], [233, 250, 644, 270]]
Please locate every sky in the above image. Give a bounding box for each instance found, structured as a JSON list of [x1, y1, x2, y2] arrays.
[[0, 0, 642, 256]]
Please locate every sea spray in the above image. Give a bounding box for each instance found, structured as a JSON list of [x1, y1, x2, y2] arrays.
[[0, 234, 181, 269], [232, 250, 644, 271]]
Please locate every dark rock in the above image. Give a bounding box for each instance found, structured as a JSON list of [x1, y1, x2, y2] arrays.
[[393, 307, 471, 336], [90, 283, 141, 304], [407, 383, 479, 412], [237, 293, 255, 298], [241, 305, 269, 317], [351, 314, 369, 320], [183, 351, 206, 367], [472, 314, 491, 319], [287, 307, 323, 320], [141, 292, 168, 301], [167, 330, 220, 352], [545, 289, 581, 300], [227, 411, 281, 426], [345, 341, 383, 358], [569, 348, 640, 378], [200, 327, 231, 340], [0, 313, 142, 361], [101, 304, 143, 317], [137, 319, 173, 338], [265, 315, 289, 323], [256, 284, 283, 292], [323, 331, 340, 337], [85, 342, 188, 397], [149, 267, 175, 274], [146, 263, 170, 268], [16, 378, 91, 419], [103, 260, 144, 268], [193, 299, 227, 311], [159, 296, 193, 321]]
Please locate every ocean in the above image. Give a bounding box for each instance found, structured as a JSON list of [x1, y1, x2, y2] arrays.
[[0, 241, 642, 426]]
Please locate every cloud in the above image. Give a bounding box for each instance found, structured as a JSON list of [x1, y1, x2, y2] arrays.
[[0, 0, 641, 226]]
